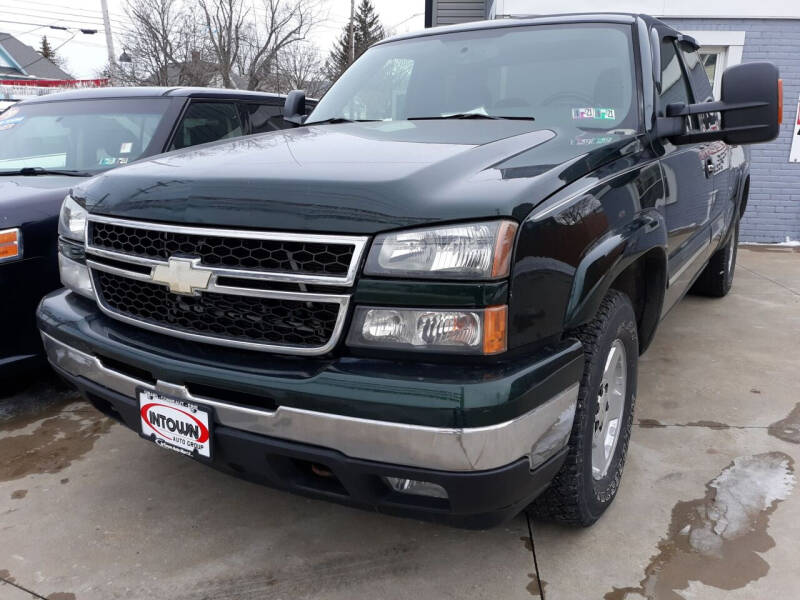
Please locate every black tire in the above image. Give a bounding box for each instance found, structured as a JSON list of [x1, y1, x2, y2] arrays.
[[531, 290, 638, 526], [691, 218, 739, 297]]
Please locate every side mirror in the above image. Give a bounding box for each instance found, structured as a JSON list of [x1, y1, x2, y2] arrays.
[[718, 62, 781, 144], [283, 90, 307, 126], [663, 62, 782, 146]]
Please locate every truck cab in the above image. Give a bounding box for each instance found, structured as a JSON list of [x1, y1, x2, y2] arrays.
[[37, 14, 780, 528]]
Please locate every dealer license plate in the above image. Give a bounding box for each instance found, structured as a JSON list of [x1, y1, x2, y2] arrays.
[[138, 389, 212, 459]]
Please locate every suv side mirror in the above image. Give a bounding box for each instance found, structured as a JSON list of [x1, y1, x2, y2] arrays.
[[283, 90, 307, 126], [662, 62, 782, 146]]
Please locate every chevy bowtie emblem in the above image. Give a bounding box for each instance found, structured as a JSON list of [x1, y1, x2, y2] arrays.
[[151, 257, 212, 295]]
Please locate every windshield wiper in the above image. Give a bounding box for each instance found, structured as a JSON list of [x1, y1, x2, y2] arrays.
[[305, 117, 381, 125], [0, 167, 92, 177], [409, 113, 535, 121]]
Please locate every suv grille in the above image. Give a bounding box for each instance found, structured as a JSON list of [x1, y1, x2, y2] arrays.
[[84, 217, 368, 354], [94, 271, 339, 347], [90, 221, 354, 276]]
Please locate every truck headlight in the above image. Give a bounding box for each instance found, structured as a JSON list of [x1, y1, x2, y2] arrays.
[[364, 220, 517, 280], [58, 194, 88, 242], [57, 195, 92, 298], [346, 305, 507, 355], [58, 250, 94, 299]]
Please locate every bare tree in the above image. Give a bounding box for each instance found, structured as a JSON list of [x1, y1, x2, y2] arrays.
[[121, 0, 213, 86], [237, 0, 320, 91], [278, 42, 327, 97], [199, 0, 247, 89], [119, 0, 321, 90], [122, 0, 180, 85], [175, 12, 218, 86]]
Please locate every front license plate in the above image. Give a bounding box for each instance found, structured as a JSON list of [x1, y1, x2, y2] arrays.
[[138, 389, 212, 459]]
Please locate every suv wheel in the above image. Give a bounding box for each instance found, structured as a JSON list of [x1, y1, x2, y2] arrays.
[[691, 218, 739, 297], [531, 290, 638, 526]]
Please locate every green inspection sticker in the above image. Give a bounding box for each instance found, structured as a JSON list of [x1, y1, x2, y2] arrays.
[[572, 107, 616, 120]]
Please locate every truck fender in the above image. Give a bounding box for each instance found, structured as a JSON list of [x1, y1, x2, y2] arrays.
[[564, 209, 667, 343]]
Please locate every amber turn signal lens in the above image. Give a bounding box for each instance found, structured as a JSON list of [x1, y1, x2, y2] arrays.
[[491, 221, 518, 278], [777, 79, 783, 125], [483, 305, 508, 355], [0, 228, 20, 261]]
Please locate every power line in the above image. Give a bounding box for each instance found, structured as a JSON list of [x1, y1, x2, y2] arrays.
[[0, 0, 129, 21], [0, 7, 127, 30]]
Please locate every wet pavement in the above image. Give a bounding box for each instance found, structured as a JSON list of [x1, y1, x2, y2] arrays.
[[1, 247, 798, 600]]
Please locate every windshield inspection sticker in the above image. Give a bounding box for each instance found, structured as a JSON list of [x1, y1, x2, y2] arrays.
[[120, 142, 133, 154], [118, 157, 129, 165], [99, 157, 117, 166], [572, 107, 616, 120], [0, 116, 24, 131]]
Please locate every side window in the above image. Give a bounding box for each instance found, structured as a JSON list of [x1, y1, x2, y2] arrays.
[[679, 43, 713, 102], [169, 102, 243, 150], [679, 42, 720, 132], [246, 103, 286, 134], [658, 39, 696, 130]]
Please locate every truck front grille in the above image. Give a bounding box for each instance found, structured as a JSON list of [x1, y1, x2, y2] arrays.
[[90, 221, 355, 277], [94, 271, 340, 347], [84, 216, 369, 355]]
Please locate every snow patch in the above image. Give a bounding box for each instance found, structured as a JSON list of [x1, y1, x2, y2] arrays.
[[696, 454, 796, 551]]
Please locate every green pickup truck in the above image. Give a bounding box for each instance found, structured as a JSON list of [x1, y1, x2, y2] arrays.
[[37, 13, 781, 528]]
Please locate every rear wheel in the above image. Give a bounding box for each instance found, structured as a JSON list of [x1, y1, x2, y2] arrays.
[[531, 290, 638, 526], [691, 218, 739, 297]]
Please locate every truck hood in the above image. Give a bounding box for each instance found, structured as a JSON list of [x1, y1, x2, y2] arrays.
[[77, 120, 640, 234]]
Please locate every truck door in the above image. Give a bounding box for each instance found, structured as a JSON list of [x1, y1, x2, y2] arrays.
[[655, 37, 714, 314], [678, 41, 735, 253]]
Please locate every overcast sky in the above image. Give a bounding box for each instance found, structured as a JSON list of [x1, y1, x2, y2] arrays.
[[0, 0, 426, 79]]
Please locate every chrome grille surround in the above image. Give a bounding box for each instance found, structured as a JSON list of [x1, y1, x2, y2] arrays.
[[84, 215, 369, 355]]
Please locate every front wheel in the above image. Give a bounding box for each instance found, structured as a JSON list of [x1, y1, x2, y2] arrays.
[[531, 290, 638, 526]]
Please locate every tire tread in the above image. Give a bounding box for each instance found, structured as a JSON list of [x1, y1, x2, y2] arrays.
[[531, 290, 637, 526]]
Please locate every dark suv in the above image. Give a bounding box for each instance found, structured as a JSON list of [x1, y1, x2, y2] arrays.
[[1, 86, 313, 376], [37, 14, 781, 528]]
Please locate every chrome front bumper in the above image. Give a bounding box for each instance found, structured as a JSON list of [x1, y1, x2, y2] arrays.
[[42, 332, 578, 473]]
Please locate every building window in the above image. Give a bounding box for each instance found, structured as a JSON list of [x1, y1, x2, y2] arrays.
[[681, 31, 746, 99]]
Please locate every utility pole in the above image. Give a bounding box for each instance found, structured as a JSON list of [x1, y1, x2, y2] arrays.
[[348, 0, 355, 65], [100, 0, 117, 78]]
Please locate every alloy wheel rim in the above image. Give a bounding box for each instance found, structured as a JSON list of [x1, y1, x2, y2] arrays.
[[591, 339, 627, 480]]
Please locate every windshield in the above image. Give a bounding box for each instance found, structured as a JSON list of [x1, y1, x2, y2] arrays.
[[0, 98, 171, 174], [309, 24, 638, 133]]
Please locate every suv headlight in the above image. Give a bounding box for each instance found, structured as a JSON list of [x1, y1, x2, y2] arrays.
[[58, 194, 88, 242], [364, 220, 517, 280]]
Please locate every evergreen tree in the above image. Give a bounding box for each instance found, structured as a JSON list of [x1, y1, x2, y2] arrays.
[[325, 0, 385, 82], [354, 0, 384, 53], [39, 36, 56, 61]]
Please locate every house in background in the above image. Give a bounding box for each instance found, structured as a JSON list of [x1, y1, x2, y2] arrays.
[[0, 31, 72, 81], [424, 0, 800, 244], [1, 32, 108, 111]]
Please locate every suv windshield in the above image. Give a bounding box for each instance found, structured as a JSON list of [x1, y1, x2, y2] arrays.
[[308, 24, 638, 133], [0, 98, 171, 174]]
